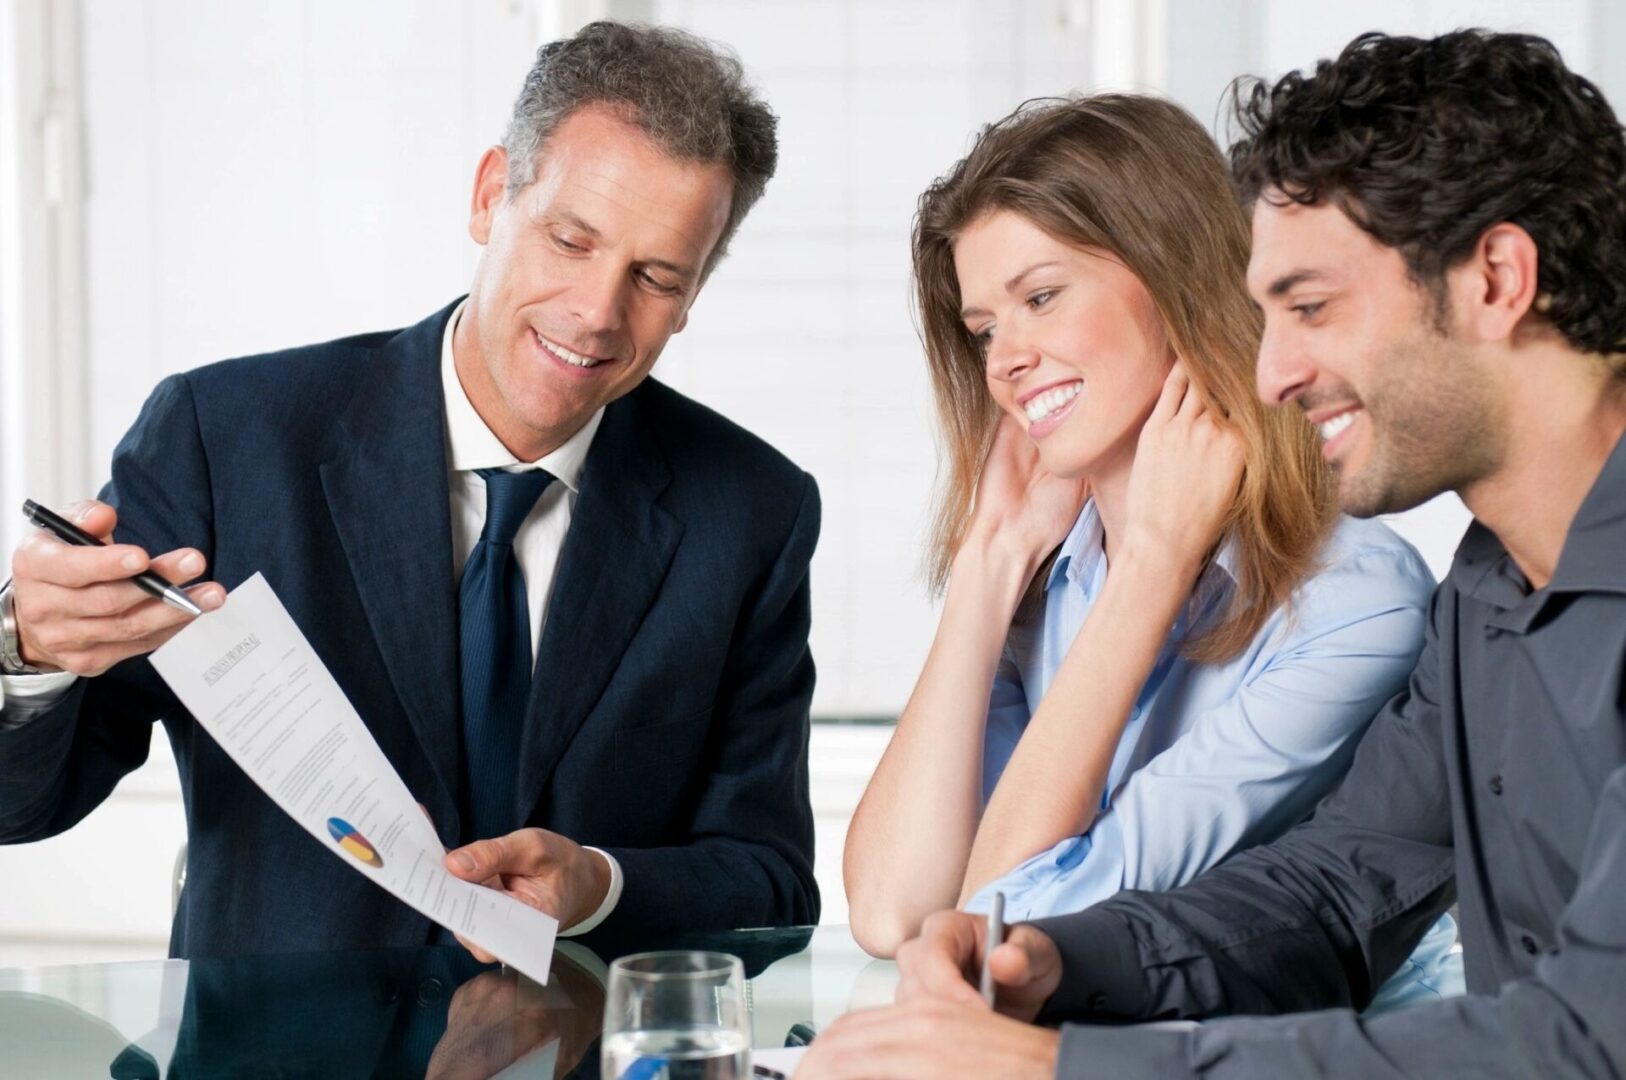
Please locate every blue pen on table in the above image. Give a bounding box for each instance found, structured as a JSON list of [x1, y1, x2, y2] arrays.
[[784, 1022, 817, 1048], [979, 890, 1005, 1007], [22, 500, 204, 617]]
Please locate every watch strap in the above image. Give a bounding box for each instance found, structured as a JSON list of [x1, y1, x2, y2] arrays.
[[0, 579, 43, 675]]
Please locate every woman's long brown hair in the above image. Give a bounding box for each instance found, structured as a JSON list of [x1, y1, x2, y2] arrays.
[[914, 94, 1337, 662]]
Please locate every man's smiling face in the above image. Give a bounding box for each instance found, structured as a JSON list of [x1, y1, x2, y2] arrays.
[[1249, 194, 1501, 516], [458, 104, 734, 461]]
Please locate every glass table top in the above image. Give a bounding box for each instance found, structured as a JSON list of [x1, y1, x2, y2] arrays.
[[0, 925, 896, 1078]]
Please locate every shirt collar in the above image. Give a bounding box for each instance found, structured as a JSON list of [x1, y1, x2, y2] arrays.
[[1048, 500, 1106, 591], [439, 298, 603, 491], [1452, 428, 1626, 607], [1048, 499, 1243, 593], [1549, 428, 1626, 594]]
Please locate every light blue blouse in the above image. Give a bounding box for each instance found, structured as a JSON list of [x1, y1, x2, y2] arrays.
[[964, 502, 1462, 1009]]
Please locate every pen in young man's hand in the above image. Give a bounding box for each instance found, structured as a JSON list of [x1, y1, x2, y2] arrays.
[[22, 500, 204, 616], [979, 891, 1005, 1007]]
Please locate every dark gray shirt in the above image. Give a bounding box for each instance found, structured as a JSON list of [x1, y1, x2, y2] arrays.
[[1036, 431, 1626, 1078]]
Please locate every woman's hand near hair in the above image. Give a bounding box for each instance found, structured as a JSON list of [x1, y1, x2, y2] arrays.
[[845, 417, 1084, 959], [962, 415, 1090, 579], [960, 363, 1245, 902], [1121, 362, 1246, 577]]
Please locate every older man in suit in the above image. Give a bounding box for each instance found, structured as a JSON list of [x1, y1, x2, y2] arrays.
[[0, 21, 818, 955]]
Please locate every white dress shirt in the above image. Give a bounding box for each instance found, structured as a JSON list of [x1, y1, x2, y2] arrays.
[[0, 299, 623, 934], [442, 301, 601, 659], [440, 300, 621, 935]]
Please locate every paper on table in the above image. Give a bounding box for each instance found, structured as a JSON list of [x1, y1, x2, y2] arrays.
[[751, 1046, 807, 1076], [150, 573, 558, 984]]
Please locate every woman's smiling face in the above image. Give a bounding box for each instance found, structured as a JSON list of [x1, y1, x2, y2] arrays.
[[954, 209, 1174, 480]]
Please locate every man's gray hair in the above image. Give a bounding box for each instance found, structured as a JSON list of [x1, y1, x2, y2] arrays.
[[502, 20, 778, 279]]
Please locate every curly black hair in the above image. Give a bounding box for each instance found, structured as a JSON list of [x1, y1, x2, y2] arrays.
[[1229, 29, 1626, 358]]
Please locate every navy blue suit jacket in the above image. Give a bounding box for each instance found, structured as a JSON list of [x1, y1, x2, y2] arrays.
[[0, 300, 821, 956]]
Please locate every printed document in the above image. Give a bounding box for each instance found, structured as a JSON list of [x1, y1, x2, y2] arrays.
[[150, 572, 558, 984]]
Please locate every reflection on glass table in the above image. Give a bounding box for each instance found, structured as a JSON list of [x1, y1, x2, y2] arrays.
[[0, 925, 896, 1079]]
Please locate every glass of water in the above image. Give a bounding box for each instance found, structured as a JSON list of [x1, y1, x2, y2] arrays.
[[601, 950, 750, 1080]]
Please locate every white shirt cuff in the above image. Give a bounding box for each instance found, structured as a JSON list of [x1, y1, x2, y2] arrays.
[[558, 846, 622, 937], [0, 669, 80, 722]]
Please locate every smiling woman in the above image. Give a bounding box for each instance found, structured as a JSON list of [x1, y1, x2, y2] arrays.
[[842, 93, 1461, 1011], [951, 210, 1177, 539], [915, 95, 1335, 657]]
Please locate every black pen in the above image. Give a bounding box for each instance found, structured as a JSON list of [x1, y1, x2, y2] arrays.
[[23, 499, 204, 616]]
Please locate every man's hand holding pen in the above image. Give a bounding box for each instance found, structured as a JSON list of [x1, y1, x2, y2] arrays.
[[8, 499, 223, 676]]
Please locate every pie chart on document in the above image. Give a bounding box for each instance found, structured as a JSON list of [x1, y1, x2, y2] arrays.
[[327, 817, 384, 869]]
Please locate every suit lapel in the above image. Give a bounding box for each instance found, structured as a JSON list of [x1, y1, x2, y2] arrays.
[[516, 387, 683, 816], [320, 303, 461, 813]]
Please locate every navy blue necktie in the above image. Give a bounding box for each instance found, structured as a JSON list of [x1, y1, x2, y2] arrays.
[[459, 467, 555, 845]]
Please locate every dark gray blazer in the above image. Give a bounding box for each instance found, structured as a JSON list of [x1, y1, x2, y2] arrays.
[[1035, 432, 1626, 1077]]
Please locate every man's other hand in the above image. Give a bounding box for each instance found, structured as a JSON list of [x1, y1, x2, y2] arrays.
[[443, 827, 611, 958], [9, 499, 223, 676], [798, 997, 1060, 1079], [894, 909, 1063, 1022]]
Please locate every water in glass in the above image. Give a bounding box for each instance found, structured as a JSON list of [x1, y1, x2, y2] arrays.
[[601, 1027, 750, 1079]]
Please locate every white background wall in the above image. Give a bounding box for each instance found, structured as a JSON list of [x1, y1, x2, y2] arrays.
[[1, 0, 1618, 967]]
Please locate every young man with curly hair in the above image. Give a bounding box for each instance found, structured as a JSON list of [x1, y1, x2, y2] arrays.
[[801, 28, 1626, 1079]]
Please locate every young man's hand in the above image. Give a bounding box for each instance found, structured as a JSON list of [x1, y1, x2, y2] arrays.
[[893, 909, 1064, 1022], [798, 997, 1060, 1079]]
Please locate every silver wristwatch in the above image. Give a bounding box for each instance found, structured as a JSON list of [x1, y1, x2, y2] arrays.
[[0, 578, 42, 675]]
